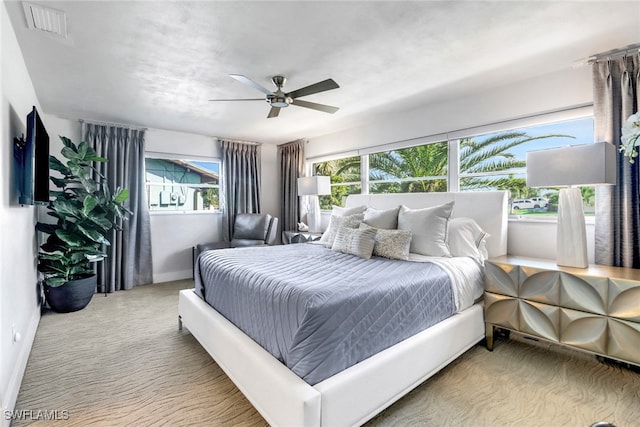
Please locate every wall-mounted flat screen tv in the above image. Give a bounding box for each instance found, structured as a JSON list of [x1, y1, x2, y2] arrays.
[[19, 106, 50, 205]]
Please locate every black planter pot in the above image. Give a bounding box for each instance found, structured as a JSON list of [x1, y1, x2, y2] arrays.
[[44, 275, 97, 313]]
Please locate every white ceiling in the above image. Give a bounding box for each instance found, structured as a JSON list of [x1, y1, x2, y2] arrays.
[[5, 1, 640, 144]]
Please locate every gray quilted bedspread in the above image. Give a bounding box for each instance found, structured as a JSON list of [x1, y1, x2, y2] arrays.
[[195, 243, 454, 385]]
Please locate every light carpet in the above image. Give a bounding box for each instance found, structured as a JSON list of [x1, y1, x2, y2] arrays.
[[13, 280, 640, 426]]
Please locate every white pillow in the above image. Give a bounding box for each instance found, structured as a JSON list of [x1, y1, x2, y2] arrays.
[[363, 206, 400, 229], [319, 213, 364, 247], [360, 223, 411, 260], [331, 205, 367, 216], [447, 217, 489, 261], [397, 202, 454, 257], [331, 226, 377, 259]]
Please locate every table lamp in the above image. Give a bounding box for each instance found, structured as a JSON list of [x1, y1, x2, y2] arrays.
[[526, 142, 616, 268], [297, 176, 331, 233]]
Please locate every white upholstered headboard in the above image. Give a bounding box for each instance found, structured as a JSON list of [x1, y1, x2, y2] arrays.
[[345, 191, 508, 258]]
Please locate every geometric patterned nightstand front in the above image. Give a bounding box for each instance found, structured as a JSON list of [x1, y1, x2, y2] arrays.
[[485, 256, 640, 367]]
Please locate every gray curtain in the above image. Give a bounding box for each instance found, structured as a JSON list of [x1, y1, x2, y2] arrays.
[[220, 140, 261, 241], [593, 53, 640, 267], [83, 123, 153, 291], [278, 140, 305, 233]]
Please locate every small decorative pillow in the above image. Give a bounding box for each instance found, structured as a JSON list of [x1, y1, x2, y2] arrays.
[[319, 213, 365, 247], [363, 206, 400, 229], [331, 205, 367, 216], [360, 223, 411, 260], [447, 217, 490, 261], [331, 226, 377, 259], [397, 201, 454, 257]]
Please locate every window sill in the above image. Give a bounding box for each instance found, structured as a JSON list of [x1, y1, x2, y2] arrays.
[[508, 215, 595, 225], [149, 210, 221, 216]]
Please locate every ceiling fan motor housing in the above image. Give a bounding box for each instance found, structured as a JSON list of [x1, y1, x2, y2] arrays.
[[269, 76, 291, 107], [268, 94, 292, 108]]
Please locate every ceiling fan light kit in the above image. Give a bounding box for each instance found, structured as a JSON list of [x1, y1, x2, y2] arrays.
[[210, 74, 340, 118]]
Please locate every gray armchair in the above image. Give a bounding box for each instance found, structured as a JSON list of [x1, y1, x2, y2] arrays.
[[193, 213, 279, 275]]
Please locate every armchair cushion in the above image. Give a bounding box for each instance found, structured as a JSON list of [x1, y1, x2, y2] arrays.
[[232, 213, 272, 241]]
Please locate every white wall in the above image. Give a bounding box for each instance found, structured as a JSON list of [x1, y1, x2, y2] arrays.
[[307, 67, 592, 159], [146, 131, 280, 282], [0, 3, 43, 422], [307, 66, 596, 262]]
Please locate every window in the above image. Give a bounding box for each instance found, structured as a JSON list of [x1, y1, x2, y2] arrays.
[[307, 112, 596, 219], [312, 156, 361, 209], [459, 117, 595, 217], [145, 157, 220, 213], [369, 142, 448, 194]]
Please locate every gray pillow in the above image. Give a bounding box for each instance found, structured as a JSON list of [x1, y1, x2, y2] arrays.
[[319, 213, 365, 247], [331, 205, 367, 216], [331, 226, 377, 259], [360, 223, 411, 260], [363, 206, 400, 229], [397, 202, 454, 257]]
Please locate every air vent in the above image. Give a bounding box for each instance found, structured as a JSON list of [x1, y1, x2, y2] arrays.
[[22, 2, 67, 38]]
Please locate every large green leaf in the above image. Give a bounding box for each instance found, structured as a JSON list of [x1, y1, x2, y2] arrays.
[[59, 136, 75, 149], [89, 214, 113, 230], [113, 188, 130, 204], [53, 199, 83, 218], [83, 195, 98, 215], [35, 222, 56, 235], [49, 176, 68, 189], [49, 156, 71, 176], [61, 146, 82, 161], [77, 223, 110, 245], [77, 140, 89, 160], [44, 277, 68, 287], [55, 229, 84, 247]]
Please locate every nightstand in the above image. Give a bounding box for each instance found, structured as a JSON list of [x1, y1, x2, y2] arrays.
[[484, 255, 640, 367], [282, 230, 322, 244]]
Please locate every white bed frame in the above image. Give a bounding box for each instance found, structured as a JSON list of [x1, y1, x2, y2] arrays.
[[179, 191, 508, 427]]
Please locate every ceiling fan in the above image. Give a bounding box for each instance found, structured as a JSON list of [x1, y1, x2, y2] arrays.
[[209, 74, 340, 118]]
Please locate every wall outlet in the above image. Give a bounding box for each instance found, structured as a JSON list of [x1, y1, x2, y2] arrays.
[[11, 324, 21, 344]]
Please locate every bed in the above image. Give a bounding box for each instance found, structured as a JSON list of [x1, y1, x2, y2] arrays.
[[179, 191, 508, 426]]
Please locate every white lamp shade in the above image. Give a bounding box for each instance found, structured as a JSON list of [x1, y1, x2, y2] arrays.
[[297, 176, 331, 196], [526, 142, 616, 187]]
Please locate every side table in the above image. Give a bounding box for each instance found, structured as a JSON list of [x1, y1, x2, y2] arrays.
[[282, 230, 322, 244], [484, 255, 640, 367]]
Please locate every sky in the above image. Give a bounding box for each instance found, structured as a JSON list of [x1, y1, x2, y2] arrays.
[[478, 117, 594, 161]]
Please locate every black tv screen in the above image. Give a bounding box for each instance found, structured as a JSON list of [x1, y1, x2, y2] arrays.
[[20, 106, 50, 205]]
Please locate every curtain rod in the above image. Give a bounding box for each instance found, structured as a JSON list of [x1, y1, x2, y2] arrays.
[[574, 43, 640, 67], [215, 137, 262, 146], [79, 118, 147, 131]]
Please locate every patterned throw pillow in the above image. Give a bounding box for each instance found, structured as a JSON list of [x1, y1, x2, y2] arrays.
[[331, 226, 377, 259], [319, 213, 365, 247], [360, 223, 412, 260]]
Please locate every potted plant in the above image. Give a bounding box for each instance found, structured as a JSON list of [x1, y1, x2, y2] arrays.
[[36, 136, 131, 312]]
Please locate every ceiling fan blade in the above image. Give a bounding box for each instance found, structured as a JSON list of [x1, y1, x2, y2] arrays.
[[286, 78, 339, 99], [208, 98, 264, 101], [291, 99, 339, 114], [229, 74, 273, 95], [267, 106, 281, 118]]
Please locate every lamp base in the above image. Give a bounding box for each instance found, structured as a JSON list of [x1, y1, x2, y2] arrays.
[[307, 195, 322, 233], [556, 187, 588, 268]]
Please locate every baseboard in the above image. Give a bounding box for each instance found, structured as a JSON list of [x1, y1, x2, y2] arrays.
[[1, 306, 40, 427], [153, 269, 192, 284]]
